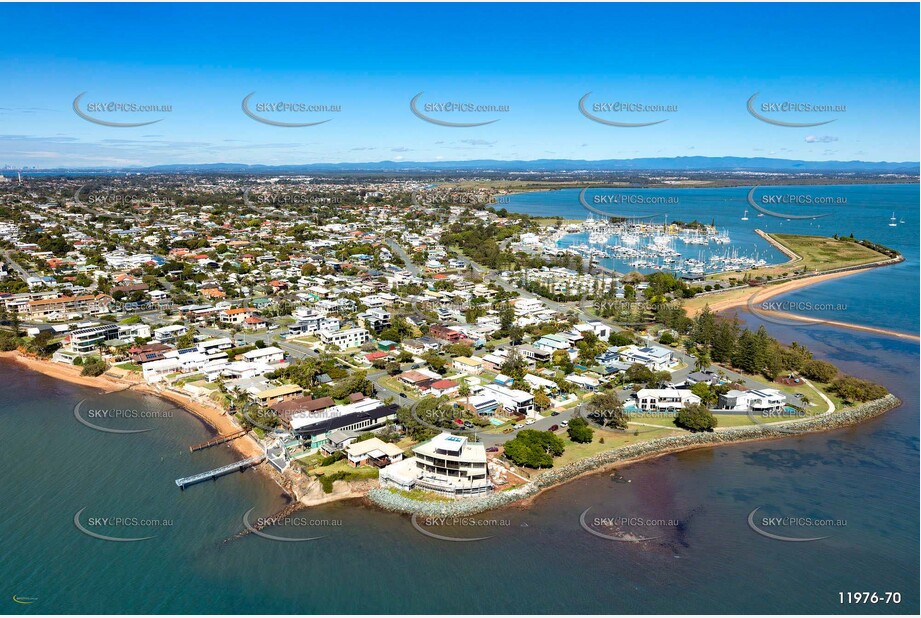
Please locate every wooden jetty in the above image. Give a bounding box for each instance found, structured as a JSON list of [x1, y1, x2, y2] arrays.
[[189, 429, 249, 452]]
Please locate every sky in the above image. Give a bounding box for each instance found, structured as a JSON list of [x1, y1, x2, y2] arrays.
[[0, 2, 918, 168]]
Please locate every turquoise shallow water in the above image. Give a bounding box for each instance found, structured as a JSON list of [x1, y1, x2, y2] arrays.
[[1, 183, 918, 614]]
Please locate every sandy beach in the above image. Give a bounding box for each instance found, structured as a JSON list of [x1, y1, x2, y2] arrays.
[[692, 269, 863, 317], [0, 350, 265, 459]]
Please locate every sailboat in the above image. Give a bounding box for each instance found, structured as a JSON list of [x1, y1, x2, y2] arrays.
[[899, 216, 905, 224], [741, 210, 749, 221], [889, 212, 897, 227]]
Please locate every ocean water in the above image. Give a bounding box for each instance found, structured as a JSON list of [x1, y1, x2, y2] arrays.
[[1, 183, 917, 614]]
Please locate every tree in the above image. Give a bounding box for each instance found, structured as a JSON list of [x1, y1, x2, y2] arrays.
[[690, 381, 718, 405], [458, 382, 471, 409], [80, 356, 109, 377], [801, 359, 838, 383], [674, 402, 717, 432], [533, 389, 551, 411], [503, 430, 565, 468], [587, 391, 628, 429], [694, 349, 711, 372], [567, 416, 594, 443], [498, 302, 515, 331], [829, 376, 887, 403], [608, 330, 634, 347], [499, 350, 526, 381]]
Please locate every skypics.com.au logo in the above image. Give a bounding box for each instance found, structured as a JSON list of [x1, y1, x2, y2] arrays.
[[579, 92, 677, 127], [241, 92, 341, 127], [747, 92, 845, 127], [410, 92, 509, 127], [73, 92, 172, 127]]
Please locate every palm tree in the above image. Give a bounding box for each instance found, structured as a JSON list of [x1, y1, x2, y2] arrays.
[[458, 382, 471, 412], [694, 350, 711, 372]]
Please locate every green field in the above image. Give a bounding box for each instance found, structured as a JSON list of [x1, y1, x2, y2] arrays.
[[771, 233, 891, 271]]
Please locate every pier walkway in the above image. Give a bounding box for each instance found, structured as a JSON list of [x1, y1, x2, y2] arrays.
[[175, 455, 265, 489]]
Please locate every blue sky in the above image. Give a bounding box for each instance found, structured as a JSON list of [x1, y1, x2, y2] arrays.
[[0, 3, 918, 168]]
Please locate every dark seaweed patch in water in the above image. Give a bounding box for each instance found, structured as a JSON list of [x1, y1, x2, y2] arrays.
[[870, 429, 920, 452], [744, 442, 901, 472], [825, 439, 901, 471], [743, 448, 825, 470]]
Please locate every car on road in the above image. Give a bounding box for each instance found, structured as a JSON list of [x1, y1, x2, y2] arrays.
[[550, 411, 560, 416], [399, 392, 407, 398]]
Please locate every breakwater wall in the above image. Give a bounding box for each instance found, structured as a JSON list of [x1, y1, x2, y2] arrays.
[[367, 394, 901, 517]]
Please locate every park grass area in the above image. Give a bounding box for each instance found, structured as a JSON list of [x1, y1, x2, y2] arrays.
[[707, 232, 891, 284], [552, 426, 678, 467], [770, 233, 891, 270]]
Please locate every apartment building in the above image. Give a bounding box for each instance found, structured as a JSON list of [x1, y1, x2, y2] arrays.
[[319, 327, 370, 350]]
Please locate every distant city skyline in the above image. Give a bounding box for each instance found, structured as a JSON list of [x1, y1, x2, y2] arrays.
[[1, 3, 918, 168]]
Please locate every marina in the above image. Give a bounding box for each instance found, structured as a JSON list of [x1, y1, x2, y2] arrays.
[[540, 214, 768, 276]]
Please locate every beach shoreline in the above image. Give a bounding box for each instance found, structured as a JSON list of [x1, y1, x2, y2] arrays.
[[0, 350, 265, 460]]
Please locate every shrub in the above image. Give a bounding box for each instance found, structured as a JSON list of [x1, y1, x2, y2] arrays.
[[80, 358, 108, 377], [674, 402, 717, 432], [829, 376, 888, 403], [567, 417, 594, 443], [801, 359, 838, 382]]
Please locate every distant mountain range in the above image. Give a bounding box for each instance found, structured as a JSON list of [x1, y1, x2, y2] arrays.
[[28, 156, 921, 174]]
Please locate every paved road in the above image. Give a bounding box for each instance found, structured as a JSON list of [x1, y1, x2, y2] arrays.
[[384, 238, 422, 277], [1, 250, 35, 280]]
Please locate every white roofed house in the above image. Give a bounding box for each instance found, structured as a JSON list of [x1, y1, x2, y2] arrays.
[[241, 346, 285, 365], [345, 438, 404, 468], [619, 345, 675, 372], [635, 388, 701, 411], [481, 383, 536, 418], [717, 388, 787, 413]]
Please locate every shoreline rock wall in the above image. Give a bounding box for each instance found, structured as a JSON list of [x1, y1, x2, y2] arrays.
[[367, 394, 901, 517]]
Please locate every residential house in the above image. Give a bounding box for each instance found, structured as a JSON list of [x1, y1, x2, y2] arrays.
[[635, 388, 702, 411], [345, 438, 404, 467]]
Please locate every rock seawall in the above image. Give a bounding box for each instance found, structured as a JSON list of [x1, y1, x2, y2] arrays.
[[367, 395, 901, 517]]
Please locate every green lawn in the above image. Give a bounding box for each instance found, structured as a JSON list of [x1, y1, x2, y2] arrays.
[[114, 362, 142, 372], [551, 426, 679, 467], [771, 233, 891, 271]]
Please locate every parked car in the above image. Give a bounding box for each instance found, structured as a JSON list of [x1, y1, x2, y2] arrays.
[[560, 420, 569, 427], [463, 421, 474, 429], [550, 411, 560, 416], [399, 392, 407, 398], [486, 446, 499, 452], [513, 423, 524, 430], [548, 424, 559, 432], [525, 418, 536, 425]]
